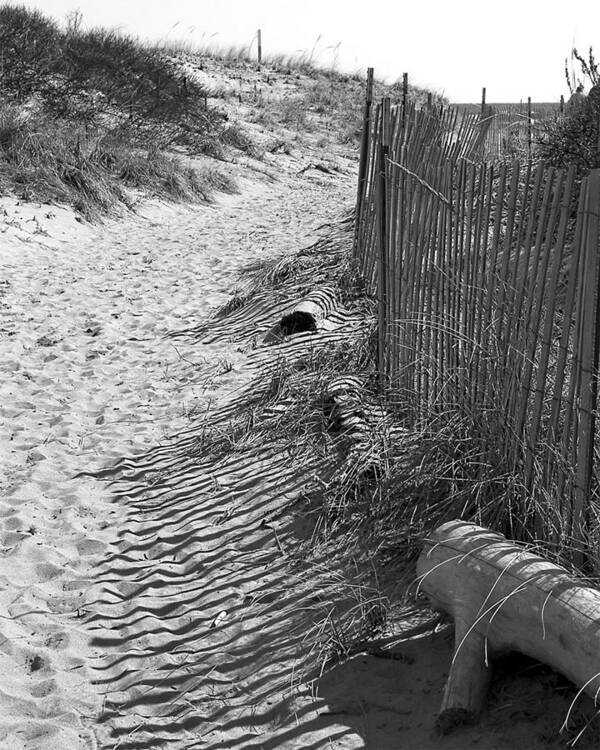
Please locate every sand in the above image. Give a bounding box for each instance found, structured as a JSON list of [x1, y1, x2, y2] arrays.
[[0, 127, 361, 748]]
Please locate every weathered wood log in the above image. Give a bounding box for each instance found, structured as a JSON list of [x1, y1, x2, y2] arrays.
[[263, 287, 338, 343], [417, 520, 600, 733]]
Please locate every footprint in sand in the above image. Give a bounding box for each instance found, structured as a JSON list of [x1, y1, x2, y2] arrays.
[[42, 631, 70, 651], [24, 653, 48, 675], [28, 679, 56, 698]]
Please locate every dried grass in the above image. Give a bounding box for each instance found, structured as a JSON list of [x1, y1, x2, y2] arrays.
[[0, 107, 237, 217]]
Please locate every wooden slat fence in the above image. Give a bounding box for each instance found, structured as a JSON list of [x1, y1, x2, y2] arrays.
[[476, 102, 561, 160], [354, 91, 600, 557]]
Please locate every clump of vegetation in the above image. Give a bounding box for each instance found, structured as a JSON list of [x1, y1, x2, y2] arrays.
[[248, 69, 445, 145], [537, 48, 600, 172], [0, 5, 222, 143], [0, 4, 242, 215], [0, 107, 237, 217]]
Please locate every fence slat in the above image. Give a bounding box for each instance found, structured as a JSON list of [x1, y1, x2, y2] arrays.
[[354, 67, 375, 258], [376, 98, 391, 389]]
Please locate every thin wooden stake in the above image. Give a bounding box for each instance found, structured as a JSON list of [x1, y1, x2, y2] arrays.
[[528, 96, 532, 160], [354, 67, 375, 257], [257, 29, 262, 71], [377, 97, 391, 391]]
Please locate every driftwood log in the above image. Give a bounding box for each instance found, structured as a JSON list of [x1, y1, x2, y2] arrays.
[[417, 520, 600, 732], [263, 287, 337, 343]]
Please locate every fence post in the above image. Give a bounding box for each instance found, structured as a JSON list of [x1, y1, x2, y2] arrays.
[[257, 29, 262, 71], [527, 96, 532, 159], [481, 87, 486, 117], [573, 170, 600, 561], [560, 94, 564, 115], [353, 67, 374, 258], [377, 97, 391, 392]]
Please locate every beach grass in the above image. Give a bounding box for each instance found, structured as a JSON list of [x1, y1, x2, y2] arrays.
[[0, 4, 239, 215]]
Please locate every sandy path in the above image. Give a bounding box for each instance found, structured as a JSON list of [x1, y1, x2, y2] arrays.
[[0, 153, 355, 749]]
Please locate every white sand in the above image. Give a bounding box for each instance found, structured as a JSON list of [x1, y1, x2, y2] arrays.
[[0, 132, 355, 748]]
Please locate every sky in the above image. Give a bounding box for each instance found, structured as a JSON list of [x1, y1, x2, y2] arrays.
[[17, 0, 600, 102]]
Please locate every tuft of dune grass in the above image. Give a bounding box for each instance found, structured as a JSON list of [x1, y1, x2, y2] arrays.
[[0, 106, 237, 217]]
